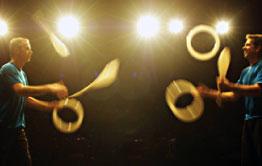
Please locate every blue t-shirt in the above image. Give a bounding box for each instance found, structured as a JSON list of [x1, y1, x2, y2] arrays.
[[0, 62, 28, 128], [237, 59, 262, 120]]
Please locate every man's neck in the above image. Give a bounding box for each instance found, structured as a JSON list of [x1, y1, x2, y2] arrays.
[[248, 55, 261, 66], [10, 59, 24, 70]]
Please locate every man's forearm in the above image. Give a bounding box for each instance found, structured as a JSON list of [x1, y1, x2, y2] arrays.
[[202, 88, 219, 99], [201, 88, 239, 102], [13, 83, 52, 97], [228, 83, 262, 96], [26, 97, 56, 112]]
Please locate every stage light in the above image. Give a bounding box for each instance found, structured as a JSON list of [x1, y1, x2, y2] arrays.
[[168, 19, 184, 34], [57, 15, 80, 38], [0, 19, 8, 36], [136, 15, 160, 39], [215, 21, 229, 34]]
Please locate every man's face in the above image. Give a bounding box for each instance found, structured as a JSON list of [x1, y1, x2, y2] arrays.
[[20, 40, 33, 63], [242, 38, 257, 59]]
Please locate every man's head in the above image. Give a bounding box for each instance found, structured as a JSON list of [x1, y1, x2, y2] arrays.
[[243, 34, 262, 59], [9, 37, 33, 63]]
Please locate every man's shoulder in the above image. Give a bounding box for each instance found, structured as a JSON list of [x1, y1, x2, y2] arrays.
[[0, 62, 17, 74], [241, 66, 250, 73], [257, 59, 262, 66]]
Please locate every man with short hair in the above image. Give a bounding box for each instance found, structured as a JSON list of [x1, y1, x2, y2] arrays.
[[0, 37, 68, 166], [197, 34, 262, 166]]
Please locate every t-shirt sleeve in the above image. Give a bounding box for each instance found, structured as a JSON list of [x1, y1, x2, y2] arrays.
[[22, 71, 28, 85], [255, 67, 262, 84], [237, 69, 247, 84], [2, 66, 22, 87]]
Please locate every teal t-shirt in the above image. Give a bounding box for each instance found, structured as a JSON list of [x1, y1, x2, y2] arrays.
[[0, 62, 28, 128], [237, 59, 262, 120]]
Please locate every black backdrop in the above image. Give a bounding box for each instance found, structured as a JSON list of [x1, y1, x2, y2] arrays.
[[1, 0, 262, 165]]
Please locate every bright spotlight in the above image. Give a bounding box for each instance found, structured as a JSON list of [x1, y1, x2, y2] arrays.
[[136, 15, 160, 39], [0, 19, 8, 36], [168, 19, 184, 34], [215, 21, 229, 34], [57, 15, 80, 38]]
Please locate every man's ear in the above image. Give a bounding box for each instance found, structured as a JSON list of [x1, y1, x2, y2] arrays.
[[12, 47, 20, 56]]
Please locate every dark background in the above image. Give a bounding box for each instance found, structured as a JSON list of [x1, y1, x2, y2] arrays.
[[1, 0, 262, 165]]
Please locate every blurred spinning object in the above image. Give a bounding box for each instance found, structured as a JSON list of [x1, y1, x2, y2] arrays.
[[52, 59, 120, 133], [216, 47, 231, 106], [186, 24, 220, 61], [52, 98, 84, 133], [217, 47, 231, 80], [70, 59, 120, 98], [165, 79, 204, 122], [32, 10, 70, 57]]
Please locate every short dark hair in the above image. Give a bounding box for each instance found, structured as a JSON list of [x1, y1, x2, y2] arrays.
[[246, 34, 262, 55]]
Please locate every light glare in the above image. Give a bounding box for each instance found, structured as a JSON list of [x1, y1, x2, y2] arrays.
[[57, 16, 80, 38], [0, 19, 8, 36], [168, 19, 184, 33], [215, 21, 229, 34], [137, 15, 160, 39]]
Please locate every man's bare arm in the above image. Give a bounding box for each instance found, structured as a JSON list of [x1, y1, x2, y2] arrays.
[[12, 82, 68, 98], [26, 97, 61, 112]]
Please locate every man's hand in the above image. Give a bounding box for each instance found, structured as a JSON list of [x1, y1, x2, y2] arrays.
[[216, 77, 232, 91], [49, 100, 64, 110], [48, 82, 68, 99], [197, 83, 219, 99], [197, 84, 212, 97]]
